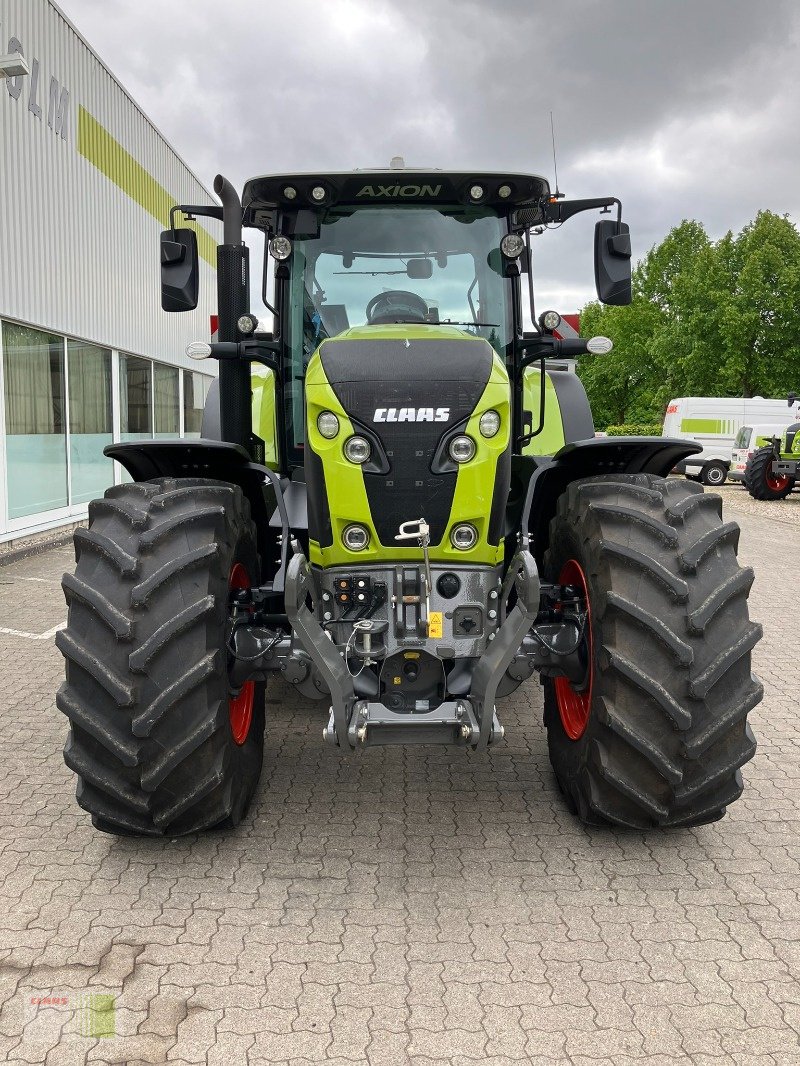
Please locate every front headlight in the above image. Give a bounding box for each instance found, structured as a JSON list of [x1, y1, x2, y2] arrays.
[[317, 411, 340, 439], [450, 523, 478, 550], [269, 236, 293, 261], [448, 435, 476, 464], [479, 410, 501, 438], [344, 436, 371, 464], [343, 524, 370, 551]]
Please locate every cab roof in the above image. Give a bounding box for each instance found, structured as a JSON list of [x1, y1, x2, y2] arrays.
[[242, 169, 551, 225]]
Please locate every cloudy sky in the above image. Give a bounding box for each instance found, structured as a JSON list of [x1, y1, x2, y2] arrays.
[[58, 0, 800, 312]]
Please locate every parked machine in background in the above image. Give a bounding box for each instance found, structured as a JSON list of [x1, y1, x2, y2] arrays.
[[744, 396, 800, 500], [730, 422, 796, 483], [57, 164, 762, 836], [663, 395, 800, 485]]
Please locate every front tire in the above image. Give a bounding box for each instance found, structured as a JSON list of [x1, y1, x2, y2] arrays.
[[57, 478, 266, 836], [744, 446, 795, 500], [543, 474, 761, 828]]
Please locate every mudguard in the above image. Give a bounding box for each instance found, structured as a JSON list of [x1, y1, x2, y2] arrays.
[[105, 440, 289, 590], [519, 436, 702, 565]]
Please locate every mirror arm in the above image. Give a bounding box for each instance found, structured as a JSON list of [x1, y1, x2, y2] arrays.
[[206, 339, 282, 378], [517, 336, 556, 367], [261, 254, 279, 322], [516, 350, 547, 449], [169, 203, 224, 232], [525, 228, 536, 325], [542, 196, 622, 226], [243, 338, 281, 377]]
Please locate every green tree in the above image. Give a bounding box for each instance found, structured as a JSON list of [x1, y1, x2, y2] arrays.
[[578, 297, 665, 426], [702, 212, 800, 397], [637, 219, 710, 309], [577, 211, 800, 428]]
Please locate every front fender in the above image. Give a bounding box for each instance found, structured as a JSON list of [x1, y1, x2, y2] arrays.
[[521, 436, 702, 566], [105, 440, 289, 590]]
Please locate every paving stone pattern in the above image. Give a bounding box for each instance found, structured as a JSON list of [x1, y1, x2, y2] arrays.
[[0, 490, 798, 1065]]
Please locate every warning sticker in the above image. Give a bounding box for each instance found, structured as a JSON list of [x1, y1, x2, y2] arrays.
[[428, 612, 443, 639]]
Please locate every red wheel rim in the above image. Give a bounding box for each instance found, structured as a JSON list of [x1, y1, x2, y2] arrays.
[[554, 559, 593, 741], [228, 562, 255, 746], [766, 466, 790, 491]]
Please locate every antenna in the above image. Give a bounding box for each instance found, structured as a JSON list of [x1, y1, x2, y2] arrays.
[[550, 111, 564, 199]]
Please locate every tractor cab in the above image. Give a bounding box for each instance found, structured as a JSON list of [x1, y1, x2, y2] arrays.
[[241, 170, 551, 466], [159, 167, 633, 468]]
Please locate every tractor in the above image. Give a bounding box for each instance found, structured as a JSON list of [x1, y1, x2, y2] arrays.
[[744, 395, 800, 500], [57, 165, 762, 835]]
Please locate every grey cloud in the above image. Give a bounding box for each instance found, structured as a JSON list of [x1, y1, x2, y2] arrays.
[[56, 0, 800, 310]]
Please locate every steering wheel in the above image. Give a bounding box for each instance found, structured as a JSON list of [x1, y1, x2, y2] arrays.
[[366, 290, 429, 325]]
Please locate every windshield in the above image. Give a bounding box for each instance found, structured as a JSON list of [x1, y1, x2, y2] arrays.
[[734, 427, 751, 448], [282, 205, 512, 458]]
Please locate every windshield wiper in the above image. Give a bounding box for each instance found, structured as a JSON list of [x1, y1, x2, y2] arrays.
[[440, 320, 500, 327]]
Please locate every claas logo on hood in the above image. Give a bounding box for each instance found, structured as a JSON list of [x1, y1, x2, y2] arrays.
[[373, 407, 450, 423]]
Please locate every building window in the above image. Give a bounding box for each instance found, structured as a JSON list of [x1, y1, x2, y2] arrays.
[[183, 370, 212, 438], [68, 341, 113, 504], [120, 354, 152, 438], [154, 363, 179, 437], [2, 321, 68, 519]]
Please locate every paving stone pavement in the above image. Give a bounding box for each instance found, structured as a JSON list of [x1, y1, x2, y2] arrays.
[[0, 490, 798, 1066]]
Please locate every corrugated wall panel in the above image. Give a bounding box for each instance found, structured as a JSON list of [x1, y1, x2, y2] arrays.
[[0, 0, 220, 368]]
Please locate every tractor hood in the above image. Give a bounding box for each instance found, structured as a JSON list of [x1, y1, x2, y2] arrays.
[[304, 325, 511, 567]]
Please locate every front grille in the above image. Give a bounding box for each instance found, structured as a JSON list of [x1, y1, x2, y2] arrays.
[[321, 336, 492, 545]]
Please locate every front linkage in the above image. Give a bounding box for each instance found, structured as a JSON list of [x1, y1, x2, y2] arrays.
[[226, 538, 589, 751]]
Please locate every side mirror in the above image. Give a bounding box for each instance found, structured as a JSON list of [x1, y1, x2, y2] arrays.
[[160, 228, 199, 312], [594, 219, 632, 306]]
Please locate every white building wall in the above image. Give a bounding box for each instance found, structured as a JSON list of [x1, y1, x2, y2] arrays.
[[0, 0, 221, 541], [1, 0, 220, 364]]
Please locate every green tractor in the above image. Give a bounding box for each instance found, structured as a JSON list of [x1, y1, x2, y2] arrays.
[[57, 166, 761, 835], [744, 395, 800, 500]]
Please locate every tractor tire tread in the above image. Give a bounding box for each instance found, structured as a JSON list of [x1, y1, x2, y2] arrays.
[[600, 540, 690, 602], [61, 571, 134, 640], [73, 528, 139, 576], [605, 591, 693, 665], [678, 522, 740, 572], [688, 567, 755, 635], [665, 492, 722, 523]]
